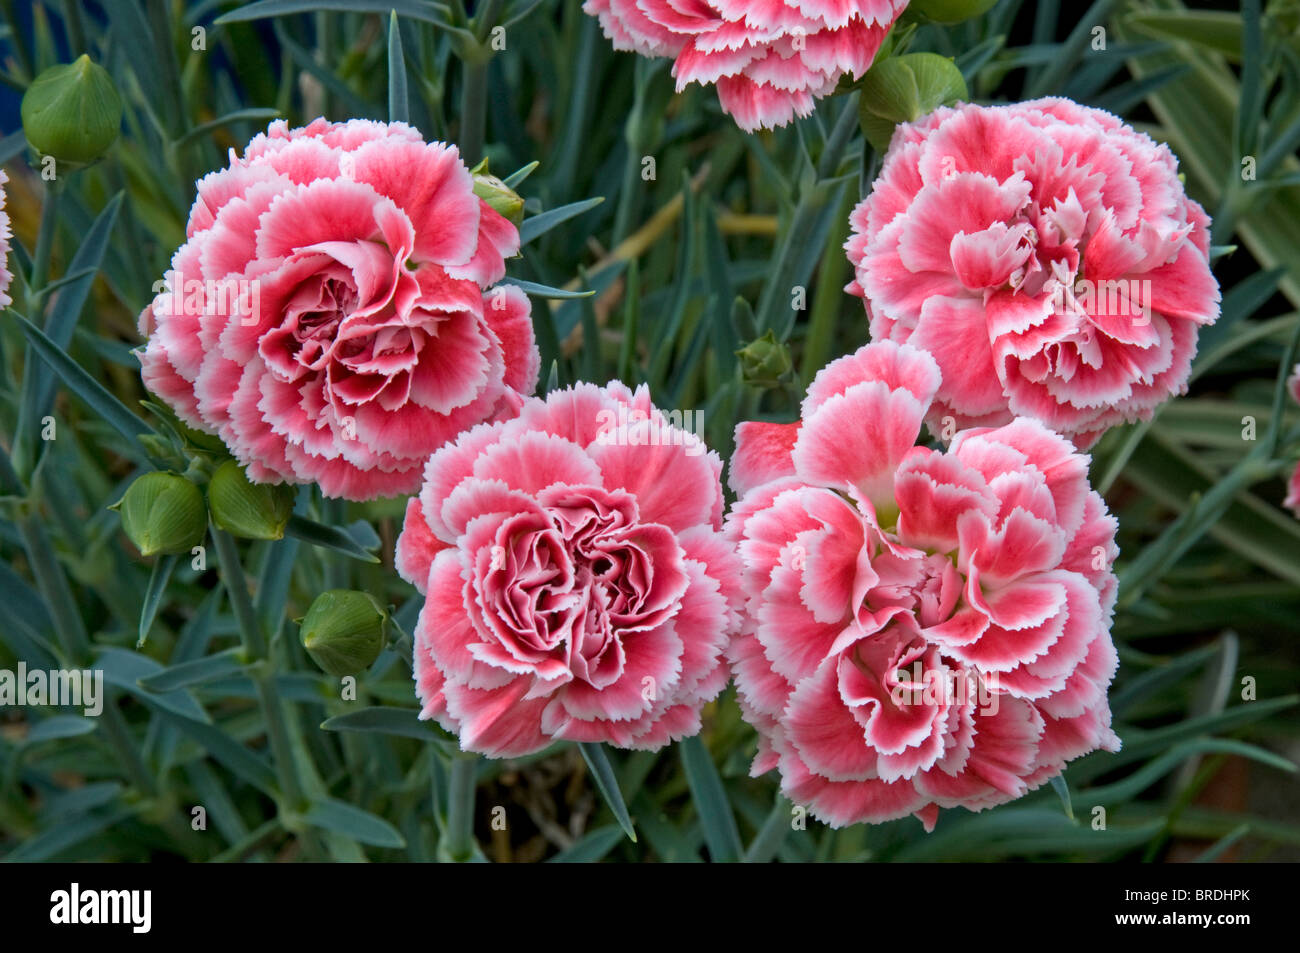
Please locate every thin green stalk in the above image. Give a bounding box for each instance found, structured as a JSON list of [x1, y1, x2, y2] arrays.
[[456, 0, 503, 164], [209, 818, 281, 863], [97, 703, 157, 796], [458, 54, 489, 164], [443, 754, 478, 861], [254, 672, 305, 808], [12, 181, 65, 479], [612, 143, 644, 245], [800, 187, 855, 384], [212, 527, 305, 808], [212, 527, 267, 659], [26, 181, 60, 308]]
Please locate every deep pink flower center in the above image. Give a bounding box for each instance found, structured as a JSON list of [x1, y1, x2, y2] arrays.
[[475, 487, 688, 688]]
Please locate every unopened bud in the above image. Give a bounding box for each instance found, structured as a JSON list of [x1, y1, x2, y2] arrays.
[[300, 589, 387, 676], [110, 471, 207, 557], [737, 329, 793, 389], [858, 53, 968, 153], [470, 160, 525, 226], [21, 55, 123, 166], [207, 460, 294, 541]]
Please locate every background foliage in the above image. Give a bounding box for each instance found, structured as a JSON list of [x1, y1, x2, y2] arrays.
[[1, 0, 1298, 862]]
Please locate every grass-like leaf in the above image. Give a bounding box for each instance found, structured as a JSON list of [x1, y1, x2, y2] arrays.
[[578, 742, 637, 843]]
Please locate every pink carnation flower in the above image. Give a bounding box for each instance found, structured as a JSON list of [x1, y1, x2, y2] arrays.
[[395, 382, 743, 757], [727, 340, 1120, 830], [138, 119, 538, 500], [1287, 366, 1300, 517], [847, 98, 1220, 447], [584, 0, 908, 132], [0, 169, 12, 309]]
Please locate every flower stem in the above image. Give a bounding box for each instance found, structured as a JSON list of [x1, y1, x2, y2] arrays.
[[27, 163, 61, 299], [457, 0, 503, 165], [212, 527, 305, 808], [212, 528, 267, 659], [458, 56, 488, 165], [800, 186, 856, 385]]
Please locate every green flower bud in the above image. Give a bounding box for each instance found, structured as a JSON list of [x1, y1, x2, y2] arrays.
[[737, 329, 793, 389], [110, 472, 207, 557], [207, 460, 295, 541], [21, 55, 123, 166], [471, 169, 525, 227], [909, 0, 998, 23], [300, 590, 387, 677], [858, 52, 968, 153]]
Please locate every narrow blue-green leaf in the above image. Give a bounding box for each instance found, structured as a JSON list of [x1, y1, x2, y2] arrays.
[[42, 782, 124, 821], [578, 742, 636, 843], [1086, 738, 1295, 805], [321, 706, 458, 755], [519, 197, 604, 246], [30, 193, 124, 419], [2, 807, 134, 863], [1110, 642, 1219, 716], [554, 260, 625, 340], [1025, 0, 1121, 99], [272, 21, 375, 117], [137, 553, 179, 648], [503, 160, 539, 188], [680, 735, 742, 862], [137, 647, 247, 693], [103, 0, 165, 118], [285, 514, 380, 562], [500, 277, 594, 300], [344, 518, 382, 550], [23, 715, 97, 745], [502, 0, 546, 29], [742, 796, 791, 863], [1049, 774, 1074, 821], [1193, 824, 1250, 863], [388, 11, 409, 124], [217, 0, 450, 26], [255, 536, 299, 640], [1197, 266, 1285, 355], [13, 315, 156, 460], [304, 797, 407, 848], [153, 709, 278, 795], [1090, 64, 1191, 116], [1111, 696, 1300, 768], [546, 825, 624, 863], [0, 129, 26, 164], [96, 647, 210, 723], [1236, 0, 1263, 160]]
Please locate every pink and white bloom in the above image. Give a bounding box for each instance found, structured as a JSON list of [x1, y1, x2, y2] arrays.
[[395, 383, 743, 757], [847, 98, 1220, 447], [0, 169, 12, 309], [584, 0, 908, 132], [138, 119, 538, 500], [1286, 365, 1300, 517], [727, 340, 1120, 830]]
